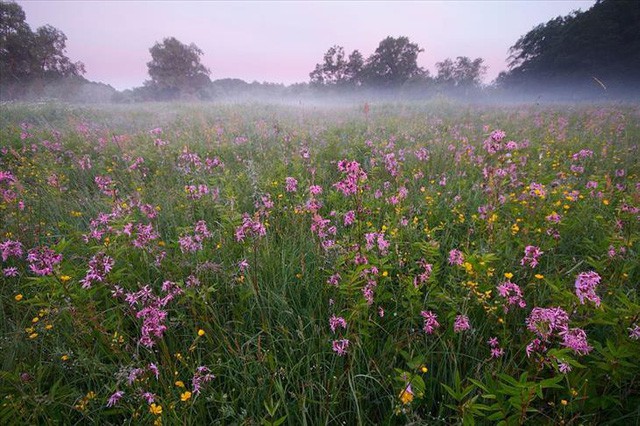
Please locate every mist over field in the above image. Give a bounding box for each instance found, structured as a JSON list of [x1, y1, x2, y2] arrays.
[[2, 1, 640, 425]]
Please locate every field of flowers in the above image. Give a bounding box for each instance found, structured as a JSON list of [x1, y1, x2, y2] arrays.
[[1, 102, 639, 425]]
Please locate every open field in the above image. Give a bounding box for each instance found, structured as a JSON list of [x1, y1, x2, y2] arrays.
[[1, 102, 639, 425]]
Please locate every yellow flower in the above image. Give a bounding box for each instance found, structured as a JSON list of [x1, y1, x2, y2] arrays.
[[534, 274, 544, 279], [382, 271, 388, 277], [175, 380, 185, 388], [504, 272, 513, 280], [15, 294, 23, 301], [197, 329, 205, 337], [420, 366, 428, 373], [149, 403, 163, 415], [560, 399, 568, 406], [180, 391, 192, 402], [399, 387, 414, 405], [61, 354, 69, 361], [29, 333, 38, 339]]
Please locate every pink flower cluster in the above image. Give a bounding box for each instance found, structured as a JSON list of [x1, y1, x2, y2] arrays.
[[526, 306, 592, 356], [235, 213, 267, 242], [575, 271, 601, 307], [420, 310, 440, 334], [454, 315, 471, 333], [333, 160, 367, 196], [521, 245, 543, 268], [497, 281, 526, 312], [27, 246, 63, 276], [80, 252, 115, 289]]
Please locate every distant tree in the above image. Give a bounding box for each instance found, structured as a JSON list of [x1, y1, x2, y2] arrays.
[[499, 0, 640, 94], [361, 36, 425, 88], [0, 1, 84, 83], [309, 45, 363, 88], [146, 37, 211, 99], [436, 56, 486, 88]]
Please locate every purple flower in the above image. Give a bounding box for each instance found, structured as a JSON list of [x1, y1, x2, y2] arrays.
[[309, 185, 322, 195], [0, 239, 23, 261], [497, 281, 526, 312], [329, 315, 347, 333], [285, 177, 298, 193], [448, 249, 464, 266], [420, 311, 440, 334], [106, 391, 124, 407], [628, 324, 640, 340], [453, 315, 470, 333], [343, 210, 356, 226], [332, 339, 350, 356], [521, 245, 543, 268], [80, 252, 114, 289], [27, 246, 62, 276], [560, 327, 592, 355], [575, 271, 601, 307], [192, 366, 215, 394], [526, 307, 569, 340]]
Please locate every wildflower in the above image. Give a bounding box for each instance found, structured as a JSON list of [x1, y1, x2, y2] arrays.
[[497, 281, 526, 312], [453, 315, 471, 333], [560, 327, 592, 355], [106, 391, 124, 407], [448, 249, 464, 266], [420, 311, 440, 334], [284, 177, 298, 192], [329, 315, 347, 333], [4, 267, 19, 277], [327, 273, 341, 286], [332, 339, 350, 356], [399, 384, 414, 405], [198, 329, 205, 336], [558, 362, 572, 374], [628, 324, 640, 340], [309, 185, 323, 195], [27, 246, 63, 276], [0, 239, 23, 261], [521, 245, 543, 268], [180, 391, 192, 402], [142, 392, 155, 404], [148, 363, 160, 379], [149, 403, 162, 415], [343, 210, 356, 226], [487, 337, 504, 358], [526, 307, 569, 340], [80, 252, 114, 289], [575, 271, 601, 307], [191, 366, 214, 394]]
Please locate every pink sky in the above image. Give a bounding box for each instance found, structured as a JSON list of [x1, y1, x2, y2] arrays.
[[17, 1, 594, 90]]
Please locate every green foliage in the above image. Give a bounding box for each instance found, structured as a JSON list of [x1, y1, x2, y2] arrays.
[[0, 101, 639, 424]]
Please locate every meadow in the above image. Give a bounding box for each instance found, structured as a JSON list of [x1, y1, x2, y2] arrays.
[[0, 101, 638, 425]]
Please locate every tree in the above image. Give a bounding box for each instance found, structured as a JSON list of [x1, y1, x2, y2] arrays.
[[361, 36, 425, 88], [499, 0, 640, 95], [146, 37, 211, 99], [309, 45, 363, 88], [436, 56, 486, 88], [1, 1, 84, 83]]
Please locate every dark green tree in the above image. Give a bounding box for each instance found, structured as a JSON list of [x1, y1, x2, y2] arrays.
[[436, 56, 486, 88], [0, 1, 84, 83], [146, 37, 211, 99], [361, 36, 425, 88], [309, 45, 363, 88], [499, 0, 640, 94]]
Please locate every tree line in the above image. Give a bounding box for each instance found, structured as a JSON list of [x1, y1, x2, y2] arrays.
[[1, 0, 638, 102]]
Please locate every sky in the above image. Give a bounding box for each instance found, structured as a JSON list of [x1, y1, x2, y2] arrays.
[[17, 0, 595, 91]]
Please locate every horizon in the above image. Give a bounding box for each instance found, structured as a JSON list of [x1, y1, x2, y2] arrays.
[[17, 0, 595, 91]]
